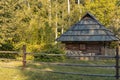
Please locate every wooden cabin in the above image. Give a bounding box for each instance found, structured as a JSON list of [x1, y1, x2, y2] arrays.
[[57, 12, 119, 57]]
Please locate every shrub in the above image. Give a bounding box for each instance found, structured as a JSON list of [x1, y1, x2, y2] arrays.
[[34, 43, 65, 62], [34, 54, 65, 62], [109, 42, 118, 48], [14, 42, 26, 50], [0, 42, 18, 59], [0, 42, 14, 51], [27, 44, 42, 52], [0, 53, 18, 59]]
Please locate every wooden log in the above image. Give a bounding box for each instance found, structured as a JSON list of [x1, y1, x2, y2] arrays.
[[22, 45, 26, 70], [0, 51, 19, 54], [115, 45, 119, 80]]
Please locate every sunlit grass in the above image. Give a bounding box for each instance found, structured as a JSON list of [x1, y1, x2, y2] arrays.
[[0, 67, 26, 80]]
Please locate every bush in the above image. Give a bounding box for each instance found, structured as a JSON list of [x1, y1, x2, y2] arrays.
[[27, 44, 42, 52], [34, 43, 65, 62], [34, 53, 65, 62], [0, 53, 18, 59], [0, 42, 14, 51], [44, 47, 64, 54], [109, 42, 118, 48]]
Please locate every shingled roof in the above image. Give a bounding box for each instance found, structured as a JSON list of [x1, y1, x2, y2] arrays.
[[57, 12, 119, 41]]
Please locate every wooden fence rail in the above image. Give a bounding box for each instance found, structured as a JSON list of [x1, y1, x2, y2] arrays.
[[48, 71, 115, 77], [0, 45, 119, 80], [0, 51, 19, 54], [22, 45, 120, 80], [115, 46, 119, 79], [45, 63, 115, 68]]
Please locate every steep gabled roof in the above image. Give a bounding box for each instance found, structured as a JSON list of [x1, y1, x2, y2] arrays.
[[57, 12, 119, 41]]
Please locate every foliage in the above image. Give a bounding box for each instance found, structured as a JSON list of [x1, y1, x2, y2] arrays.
[[34, 53, 65, 62], [0, 0, 119, 51], [42, 43, 65, 54], [109, 41, 119, 48], [34, 43, 65, 62], [27, 44, 42, 52], [0, 53, 18, 59], [0, 42, 14, 51]]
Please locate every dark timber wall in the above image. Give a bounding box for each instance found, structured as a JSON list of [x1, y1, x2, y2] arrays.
[[64, 42, 105, 55]]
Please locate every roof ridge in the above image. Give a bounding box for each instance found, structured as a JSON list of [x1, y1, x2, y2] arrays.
[[81, 12, 103, 25]]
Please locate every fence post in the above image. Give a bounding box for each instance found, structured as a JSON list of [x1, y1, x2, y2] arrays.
[[115, 46, 119, 80], [22, 45, 26, 70]]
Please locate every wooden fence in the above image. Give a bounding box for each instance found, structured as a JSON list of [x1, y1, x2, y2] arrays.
[[0, 45, 119, 80]]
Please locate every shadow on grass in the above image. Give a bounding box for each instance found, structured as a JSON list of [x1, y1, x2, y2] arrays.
[[0, 60, 117, 80], [20, 61, 116, 80]]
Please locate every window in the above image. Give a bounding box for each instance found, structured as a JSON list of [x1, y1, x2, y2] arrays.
[[80, 44, 86, 50]]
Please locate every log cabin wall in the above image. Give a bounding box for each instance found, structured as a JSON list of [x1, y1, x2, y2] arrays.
[[64, 42, 104, 55]]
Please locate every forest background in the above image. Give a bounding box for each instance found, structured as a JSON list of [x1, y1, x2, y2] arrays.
[[0, 0, 120, 52]]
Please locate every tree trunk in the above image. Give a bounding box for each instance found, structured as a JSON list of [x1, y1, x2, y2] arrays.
[[68, 0, 70, 26], [78, 0, 80, 4], [24, 0, 30, 10], [68, 0, 70, 14], [61, 25, 64, 34], [55, 0, 58, 44], [48, 0, 52, 27]]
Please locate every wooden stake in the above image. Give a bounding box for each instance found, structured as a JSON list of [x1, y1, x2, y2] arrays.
[[115, 45, 119, 80], [22, 45, 26, 70]]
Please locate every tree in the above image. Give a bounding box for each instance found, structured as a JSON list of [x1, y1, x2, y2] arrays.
[[0, 0, 19, 50], [0, 0, 119, 51], [83, 0, 117, 27], [109, 0, 120, 38]]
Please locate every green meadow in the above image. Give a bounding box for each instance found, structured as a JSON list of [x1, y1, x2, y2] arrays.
[[0, 59, 117, 80]]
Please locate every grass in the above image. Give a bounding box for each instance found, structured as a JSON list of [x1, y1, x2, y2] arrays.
[[0, 59, 118, 80]]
